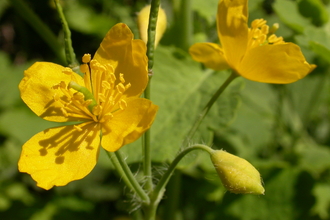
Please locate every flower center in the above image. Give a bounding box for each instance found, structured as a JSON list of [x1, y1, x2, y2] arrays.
[[52, 54, 131, 123], [247, 19, 285, 51]]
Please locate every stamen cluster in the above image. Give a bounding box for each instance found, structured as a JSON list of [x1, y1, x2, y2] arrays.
[[247, 19, 284, 50], [52, 54, 131, 124]]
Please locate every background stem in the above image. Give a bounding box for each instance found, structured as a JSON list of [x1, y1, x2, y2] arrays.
[[182, 72, 238, 148], [11, 0, 66, 64], [53, 0, 78, 67]]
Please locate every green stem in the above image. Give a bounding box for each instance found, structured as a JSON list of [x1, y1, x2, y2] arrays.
[[180, 0, 192, 51], [106, 150, 150, 204], [142, 0, 161, 193], [10, 0, 66, 64], [162, 171, 182, 220], [182, 72, 238, 148], [151, 145, 214, 206], [146, 0, 161, 70], [53, 0, 78, 67]]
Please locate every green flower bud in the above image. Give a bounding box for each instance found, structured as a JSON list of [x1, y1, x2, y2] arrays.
[[211, 150, 265, 195]]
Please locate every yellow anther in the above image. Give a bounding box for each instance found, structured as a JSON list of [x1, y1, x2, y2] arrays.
[[52, 84, 60, 90], [73, 92, 84, 100], [251, 19, 266, 28], [261, 25, 269, 35], [100, 113, 113, 123], [119, 99, 127, 110], [253, 29, 261, 39], [259, 35, 266, 44], [119, 73, 125, 83], [62, 67, 73, 75], [82, 54, 91, 63], [116, 83, 126, 93], [59, 81, 66, 89], [80, 64, 89, 73], [73, 124, 83, 132], [268, 34, 284, 44], [90, 60, 105, 71], [125, 83, 131, 90], [92, 105, 102, 116], [102, 81, 110, 89]]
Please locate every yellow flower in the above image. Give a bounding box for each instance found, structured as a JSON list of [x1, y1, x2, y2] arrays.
[[18, 23, 158, 190], [189, 0, 316, 84]]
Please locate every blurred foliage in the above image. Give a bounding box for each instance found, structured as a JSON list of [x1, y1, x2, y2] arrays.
[[1, 0, 330, 219]]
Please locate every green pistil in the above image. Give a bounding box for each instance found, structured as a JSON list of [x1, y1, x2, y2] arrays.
[[69, 81, 97, 112]]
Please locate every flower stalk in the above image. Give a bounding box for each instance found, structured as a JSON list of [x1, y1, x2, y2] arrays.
[[11, 0, 66, 64], [182, 71, 238, 148], [53, 0, 78, 67], [143, 0, 161, 194], [107, 151, 150, 204]]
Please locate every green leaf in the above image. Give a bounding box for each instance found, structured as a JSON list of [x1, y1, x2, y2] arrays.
[[311, 183, 330, 219], [191, 0, 218, 24], [273, 0, 312, 33], [298, 25, 330, 63], [0, 52, 32, 109], [297, 143, 330, 177], [298, 0, 329, 26], [0, 108, 57, 144]]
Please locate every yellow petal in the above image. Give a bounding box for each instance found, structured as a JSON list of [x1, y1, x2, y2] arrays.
[[94, 23, 148, 98], [18, 122, 100, 190], [189, 42, 230, 70], [137, 5, 167, 47], [19, 62, 85, 122], [101, 98, 158, 152], [237, 43, 316, 84], [217, 0, 249, 67]]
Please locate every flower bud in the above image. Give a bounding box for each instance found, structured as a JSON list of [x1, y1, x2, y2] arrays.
[[137, 5, 167, 47], [211, 150, 265, 195]]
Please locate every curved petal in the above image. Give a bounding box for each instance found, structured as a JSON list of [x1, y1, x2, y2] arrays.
[[19, 62, 85, 122], [94, 23, 148, 98], [189, 42, 230, 70], [101, 98, 158, 152], [217, 0, 249, 67], [237, 43, 316, 84], [18, 122, 100, 190]]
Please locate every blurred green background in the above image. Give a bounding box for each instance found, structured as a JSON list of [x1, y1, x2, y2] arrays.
[[1, 0, 330, 219]]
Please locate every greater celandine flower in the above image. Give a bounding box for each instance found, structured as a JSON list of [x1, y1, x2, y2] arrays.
[[18, 23, 158, 190], [189, 0, 316, 84]]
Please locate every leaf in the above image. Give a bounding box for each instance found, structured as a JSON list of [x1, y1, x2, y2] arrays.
[[0, 52, 32, 109], [191, 0, 218, 24], [297, 143, 330, 177], [0, 108, 57, 144], [298, 25, 330, 63], [298, 0, 329, 26], [311, 183, 330, 219], [273, 0, 312, 33]]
